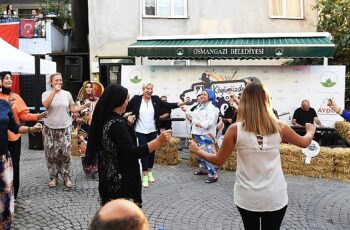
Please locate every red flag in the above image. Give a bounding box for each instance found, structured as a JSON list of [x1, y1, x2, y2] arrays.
[[0, 22, 19, 48], [11, 74, 21, 95], [20, 19, 35, 38]]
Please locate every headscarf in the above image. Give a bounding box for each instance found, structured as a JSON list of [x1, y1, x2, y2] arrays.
[[0, 71, 12, 95], [203, 88, 217, 106], [85, 84, 128, 164], [80, 81, 98, 101]]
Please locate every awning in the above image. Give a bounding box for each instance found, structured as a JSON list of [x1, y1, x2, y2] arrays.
[[128, 33, 335, 59]]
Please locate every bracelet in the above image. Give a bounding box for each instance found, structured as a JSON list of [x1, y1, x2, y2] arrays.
[[28, 127, 31, 133]]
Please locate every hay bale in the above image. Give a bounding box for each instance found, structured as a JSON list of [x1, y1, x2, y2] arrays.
[[280, 144, 334, 179], [221, 150, 237, 171], [333, 147, 350, 180], [335, 121, 350, 144], [71, 129, 80, 157], [188, 151, 198, 167], [155, 137, 180, 165]]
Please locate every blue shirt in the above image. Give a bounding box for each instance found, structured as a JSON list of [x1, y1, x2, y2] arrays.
[[0, 99, 19, 155], [341, 110, 350, 122]]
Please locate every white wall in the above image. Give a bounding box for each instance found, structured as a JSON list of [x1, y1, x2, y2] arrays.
[[88, 0, 319, 72]]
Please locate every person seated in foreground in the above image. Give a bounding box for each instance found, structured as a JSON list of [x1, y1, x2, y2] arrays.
[[292, 99, 324, 127], [89, 199, 149, 230]]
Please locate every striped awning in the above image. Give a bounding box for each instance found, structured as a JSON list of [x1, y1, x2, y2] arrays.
[[128, 33, 335, 59]]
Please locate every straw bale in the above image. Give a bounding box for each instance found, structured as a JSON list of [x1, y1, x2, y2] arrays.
[[188, 151, 198, 167], [333, 147, 350, 179], [71, 129, 80, 157], [221, 150, 237, 171], [187, 142, 350, 180], [280, 144, 334, 179], [155, 137, 180, 165], [335, 121, 350, 144]]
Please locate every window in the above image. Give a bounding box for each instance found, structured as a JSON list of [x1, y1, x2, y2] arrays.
[[270, 0, 304, 18], [144, 0, 187, 17]]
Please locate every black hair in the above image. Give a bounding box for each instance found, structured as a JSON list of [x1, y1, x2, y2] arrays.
[[0, 71, 12, 81], [0, 72, 13, 94], [85, 84, 128, 164]]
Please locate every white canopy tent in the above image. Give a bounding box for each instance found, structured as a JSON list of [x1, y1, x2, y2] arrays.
[[0, 37, 56, 74]]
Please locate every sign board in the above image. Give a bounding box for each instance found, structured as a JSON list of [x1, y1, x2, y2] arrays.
[[121, 65, 345, 137]]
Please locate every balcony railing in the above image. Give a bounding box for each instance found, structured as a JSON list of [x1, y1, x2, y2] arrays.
[[0, 15, 46, 38]]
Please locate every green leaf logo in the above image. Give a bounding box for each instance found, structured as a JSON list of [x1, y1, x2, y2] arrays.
[[320, 71, 337, 88], [129, 70, 143, 84]]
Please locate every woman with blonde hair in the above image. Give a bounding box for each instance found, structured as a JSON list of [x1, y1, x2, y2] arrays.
[[42, 73, 89, 188], [126, 82, 188, 188], [190, 82, 316, 230]]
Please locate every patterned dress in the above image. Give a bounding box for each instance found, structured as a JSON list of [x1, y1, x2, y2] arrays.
[[98, 113, 149, 206], [0, 99, 19, 229], [77, 97, 98, 176]]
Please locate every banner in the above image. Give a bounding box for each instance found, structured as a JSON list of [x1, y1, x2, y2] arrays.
[[0, 22, 19, 48], [122, 65, 346, 137], [20, 19, 35, 38]]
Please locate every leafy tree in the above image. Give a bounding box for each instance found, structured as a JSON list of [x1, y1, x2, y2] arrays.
[[315, 0, 350, 109], [288, 1, 350, 108]]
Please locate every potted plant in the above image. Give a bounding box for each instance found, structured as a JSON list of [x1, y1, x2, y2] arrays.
[[38, 0, 73, 31]]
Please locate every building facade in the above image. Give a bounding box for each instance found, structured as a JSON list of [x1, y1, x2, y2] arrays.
[[89, 0, 318, 84]]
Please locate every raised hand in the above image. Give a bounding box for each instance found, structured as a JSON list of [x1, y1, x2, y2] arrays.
[[305, 123, 316, 135], [327, 98, 341, 114], [157, 130, 172, 143], [53, 83, 61, 93], [127, 115, 136, 125]]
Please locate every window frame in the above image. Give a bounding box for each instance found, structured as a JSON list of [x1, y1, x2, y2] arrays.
[[269, 0, 305, 19], [143, 0, 188, 18]]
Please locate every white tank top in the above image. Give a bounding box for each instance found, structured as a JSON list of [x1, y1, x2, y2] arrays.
[[234, 122, 288, 211]]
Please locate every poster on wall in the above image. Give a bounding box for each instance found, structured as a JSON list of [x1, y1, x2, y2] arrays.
[[122, 65, 345, 137]]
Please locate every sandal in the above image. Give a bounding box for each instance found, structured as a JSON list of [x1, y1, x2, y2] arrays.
[[48, 179, 57, 188], [205, 177, 218, 183], [194, 170, 207, 175]]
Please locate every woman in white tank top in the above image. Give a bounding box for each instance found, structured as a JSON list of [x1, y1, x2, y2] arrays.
[[190, 82, 316, 230]]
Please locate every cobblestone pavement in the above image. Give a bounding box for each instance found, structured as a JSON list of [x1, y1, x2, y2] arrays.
[[12, 136, 350, 230]]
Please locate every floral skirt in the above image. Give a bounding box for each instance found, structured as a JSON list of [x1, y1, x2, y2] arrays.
[[0, 153, 14, 229], [79, 141, 98, 176]]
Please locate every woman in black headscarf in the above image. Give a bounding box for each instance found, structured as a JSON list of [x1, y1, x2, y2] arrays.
[[86, 84, 172, 207]]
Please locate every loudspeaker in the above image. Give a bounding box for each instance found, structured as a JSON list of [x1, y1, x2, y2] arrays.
[[65, 56, 83, 82]]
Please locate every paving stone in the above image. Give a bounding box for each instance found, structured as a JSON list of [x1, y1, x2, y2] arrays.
[[10, 136, 350, 229]]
